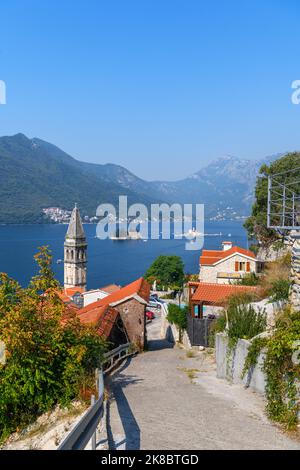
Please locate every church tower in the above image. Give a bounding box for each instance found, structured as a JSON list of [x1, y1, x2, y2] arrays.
[[64, 204, 87, 291]]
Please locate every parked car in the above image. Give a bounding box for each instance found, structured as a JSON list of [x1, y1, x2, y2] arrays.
[[150, 294, 158, 301], [146, 310, 155, 320], [148, 300, 162, 309]]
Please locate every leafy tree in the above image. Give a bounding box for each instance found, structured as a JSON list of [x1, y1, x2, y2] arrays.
[[145, 255, 185, 288], [0, 247, 107, 442], [166, 304, 188, 340], [244, 152, 300, 245]]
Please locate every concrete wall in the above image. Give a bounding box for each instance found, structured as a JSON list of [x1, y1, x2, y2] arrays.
[[215, 333, 266, 394], [250, 298, 286, 330], [82, 290, 109, 307]]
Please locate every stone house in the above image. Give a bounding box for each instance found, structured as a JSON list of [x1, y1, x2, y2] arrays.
[[199, 241, 263, 284], [77, 277, 150, 350], [78, 304, 128, 347], [188, 281, 258, 317]]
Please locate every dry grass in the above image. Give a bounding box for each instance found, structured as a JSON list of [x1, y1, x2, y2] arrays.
[[179, 367, 200, 381], [21, 402, 86, 440], [259, 253, 291, 297], [186, 350, 196, 358]]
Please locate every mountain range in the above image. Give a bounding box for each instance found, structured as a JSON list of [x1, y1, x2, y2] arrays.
[[0, 133, 283, 223]]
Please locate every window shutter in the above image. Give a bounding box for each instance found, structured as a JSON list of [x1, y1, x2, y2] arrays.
[[246, 262, 250, 272], [235, 261, 239, 272]]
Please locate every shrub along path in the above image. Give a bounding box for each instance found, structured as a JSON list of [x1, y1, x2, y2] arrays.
[[106, 314, 300, 450]]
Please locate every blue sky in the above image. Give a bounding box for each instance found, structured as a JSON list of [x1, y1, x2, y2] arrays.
[[0, 0, 300, 180]]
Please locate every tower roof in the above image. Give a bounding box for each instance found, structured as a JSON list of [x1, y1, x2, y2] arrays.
[[66, 204, 86, 240]]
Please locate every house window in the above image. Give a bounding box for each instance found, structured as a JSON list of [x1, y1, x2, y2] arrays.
[[235, 261, 251, 272], [239, 262, 246, 271]]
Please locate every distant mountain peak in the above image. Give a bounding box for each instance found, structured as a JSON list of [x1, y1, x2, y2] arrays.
[[0, 133, 289, 223]]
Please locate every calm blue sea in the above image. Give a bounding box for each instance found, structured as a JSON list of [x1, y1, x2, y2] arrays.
[[0, 221, 248, 289]]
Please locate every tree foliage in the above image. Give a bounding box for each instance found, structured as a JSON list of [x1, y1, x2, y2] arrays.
[[166, 304, 188, 332], [223, 294, 266, 348], [244, 152, 300, 245], [268, 278, 290, 302], [0, 246, 107, 442], [145, 255, 185, 288], [243, 308, 300, 428]]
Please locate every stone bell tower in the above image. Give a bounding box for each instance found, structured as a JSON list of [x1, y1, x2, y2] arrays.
[[64, 204, 87, 291]]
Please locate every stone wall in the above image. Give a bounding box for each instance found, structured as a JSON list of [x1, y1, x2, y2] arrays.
[[114, 298, 146, 349], [216, 333, 266, 394], [290, 231, 300, 310], [199, 254, 257, 284], [257, 241, 291, 262]]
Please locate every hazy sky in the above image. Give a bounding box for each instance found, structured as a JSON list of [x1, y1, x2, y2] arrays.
[[1, 0, 300, 180]]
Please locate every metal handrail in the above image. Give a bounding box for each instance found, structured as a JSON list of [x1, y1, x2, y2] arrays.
[[57, 342, 134, 450]]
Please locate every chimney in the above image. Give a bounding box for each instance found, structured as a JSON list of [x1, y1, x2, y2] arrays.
[[222, 241, 233, 251]]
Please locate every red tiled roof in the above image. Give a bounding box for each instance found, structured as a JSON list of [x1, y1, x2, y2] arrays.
[[65, 287, 84, 296], [58, 278, 150, 338], [57, 290, 72, 303], [79, 305, 119, 338], [191, 282, 257, 305], [200, 246, 256, 266], [79, 277, 150, 314], [99, 284, 121, 294], [57, 287, 84, 303]]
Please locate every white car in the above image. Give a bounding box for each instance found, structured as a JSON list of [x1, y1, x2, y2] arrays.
[[147, 300, 162, 309]]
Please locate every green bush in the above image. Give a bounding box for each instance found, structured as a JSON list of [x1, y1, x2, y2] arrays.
[[166, 304, 188, 332], [0, 247, 107, 443], [225, 294, 267, 347], [243, 308, 300, 428], [237, 272, 260, 286], [268, 278, 290, 302], [208, 314, 227, 347]]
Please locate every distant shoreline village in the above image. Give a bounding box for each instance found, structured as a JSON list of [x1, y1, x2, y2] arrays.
[[42, 206, 248, 225]]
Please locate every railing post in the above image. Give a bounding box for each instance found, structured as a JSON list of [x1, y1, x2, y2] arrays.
[[98, 367, 104, 400], [95, 368, 99, 396], [91, 394, 96, 450]]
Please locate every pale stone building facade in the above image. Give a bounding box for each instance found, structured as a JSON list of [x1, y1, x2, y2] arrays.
[[199, 241, 260, 284]]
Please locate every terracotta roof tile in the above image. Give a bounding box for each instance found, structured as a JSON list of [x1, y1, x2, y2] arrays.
[[200, 246, 256, 266], [58, 278, 150, 338], [79, 277, 150, 314], [191, 282, 257, 305], [78, 305, 119, 338], [65, 287, 84, 296], [99, 284, 121, 294], [57, 287, 84, 303]]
